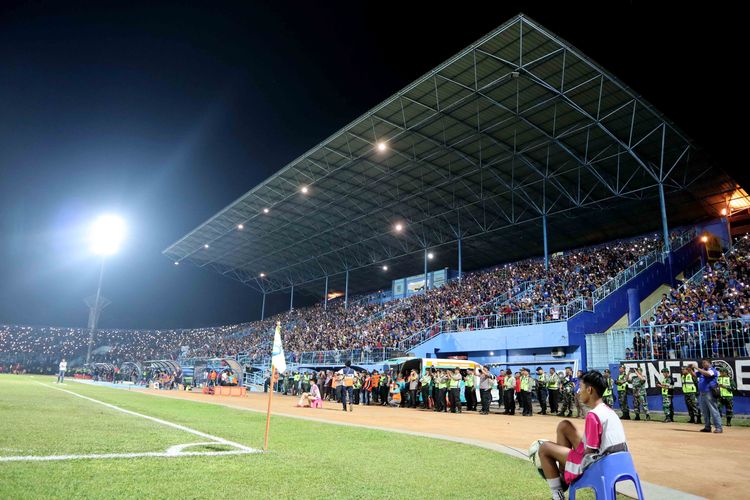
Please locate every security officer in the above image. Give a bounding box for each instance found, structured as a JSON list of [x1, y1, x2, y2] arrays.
[[519, 368, 533, 416], [435, 370, 448, 412], [717, 367, 735, 427], [657, 367, 674, 422], [420, 370, 432, 409], [547, 367, 559, 414], [681, 365, 700, 424], [535, 366, 549, 415], [615, 365, 631, 420], [602, 368, 614, 408], [463, 368, 477, 411], [448, 368, 462, 413], [631, 367, 650, 421], [301, 371, 311, 394], [293, 371, 301, 396], [557, 367, 575, 418]]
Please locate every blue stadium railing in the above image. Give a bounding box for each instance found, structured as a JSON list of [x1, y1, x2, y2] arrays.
[[586, 319, 750, 368]]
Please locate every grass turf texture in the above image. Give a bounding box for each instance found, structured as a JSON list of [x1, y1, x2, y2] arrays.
[[0, 374, 561, 499]]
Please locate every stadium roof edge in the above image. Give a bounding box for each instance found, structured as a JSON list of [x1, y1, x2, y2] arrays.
[[162, 13, 531, 255]]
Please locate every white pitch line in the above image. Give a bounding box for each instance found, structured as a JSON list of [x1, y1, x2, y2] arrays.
[[34, 382, 258, 454], [0, 449, 254, 463]]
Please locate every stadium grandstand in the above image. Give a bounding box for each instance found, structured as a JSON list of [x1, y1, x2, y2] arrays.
[[4, 14, 750, 499], [5, 15, 747, 390], [159, 14, 743, 374]]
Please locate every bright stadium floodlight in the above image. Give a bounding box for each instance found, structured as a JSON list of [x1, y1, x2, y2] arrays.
[[301, 186, 309, 194], [394, 223, 403, 232], [263, 208, 270, 214], [174, 261, 179, 266], [427, 252, 434, 260], [260, 272, 266, 278], [237, 224, 244, 230], [89, 214, 126, 256], [377, 142, 387, 152], [382, 265, 388, 271], [204, 243, 210, 248], [85, 214, 126, 365]]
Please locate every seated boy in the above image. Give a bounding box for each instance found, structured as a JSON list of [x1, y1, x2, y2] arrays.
[[538, 370, 628, 500]]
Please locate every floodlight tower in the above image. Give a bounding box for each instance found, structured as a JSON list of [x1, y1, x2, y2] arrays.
[[85, 215, 125, 365]]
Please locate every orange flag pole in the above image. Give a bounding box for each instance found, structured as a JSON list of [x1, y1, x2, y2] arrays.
[[263, 365, 277, 451]]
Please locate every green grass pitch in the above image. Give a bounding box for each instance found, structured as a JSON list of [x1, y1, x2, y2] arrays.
[[0, 374, 563, 499]]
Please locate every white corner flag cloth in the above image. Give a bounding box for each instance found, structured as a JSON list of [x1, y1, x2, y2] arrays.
[[271, 323, 287, 374]]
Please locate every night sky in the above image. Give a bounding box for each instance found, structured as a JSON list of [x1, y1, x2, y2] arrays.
[[0, 2, 744, 329]]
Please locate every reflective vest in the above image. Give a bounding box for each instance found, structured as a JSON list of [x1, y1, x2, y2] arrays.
[[294, 374, 300, 382], [661, 378, 672, 396], [420, 375, 431, 387], [449, 376, 460, 389], [681, 374, 696, 394], [603, 379, 612, 398], [537, 373, 548, 387], [718, 376, 733, 398], [464, 375, 474, 388], [616, 373, 628, 390], [438, 378, 448, 389], [547, 374, 559, 389], [520, 376, 530, 392]]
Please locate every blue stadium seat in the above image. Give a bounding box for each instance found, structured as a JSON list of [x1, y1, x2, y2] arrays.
[[569, 452, 644, 500]]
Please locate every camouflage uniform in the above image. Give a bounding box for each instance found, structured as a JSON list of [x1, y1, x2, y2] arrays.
[[558, 372, 575, 417], [718, 372, 735, 426], [602, 374, 614, 408], [615, 371, 631, 419], [681, 371, 699, 424], [631, 371, 650, 420], [659, 369, 674, 422]]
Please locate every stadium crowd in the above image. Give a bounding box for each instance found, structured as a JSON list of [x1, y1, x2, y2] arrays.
[[627, 235, 750, 359], [1, 231, 697, 371]]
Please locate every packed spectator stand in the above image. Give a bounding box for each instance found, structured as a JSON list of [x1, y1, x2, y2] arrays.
[[1, 229, 710, 374], [617, 235, 750, 360]]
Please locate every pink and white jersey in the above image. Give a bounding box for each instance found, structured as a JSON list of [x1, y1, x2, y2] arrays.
[[585, 402, 627, 453]]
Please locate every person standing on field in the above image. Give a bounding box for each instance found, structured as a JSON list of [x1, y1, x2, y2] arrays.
[[681, 365, 700, 424], [57, 358, 67, 384], [535, 366, 549, 415]]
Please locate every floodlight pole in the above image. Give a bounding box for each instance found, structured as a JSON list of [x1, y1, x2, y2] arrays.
[[85, 257, 106, 365]]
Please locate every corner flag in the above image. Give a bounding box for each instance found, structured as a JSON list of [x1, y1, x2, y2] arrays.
[[271, 322, 286, 374]]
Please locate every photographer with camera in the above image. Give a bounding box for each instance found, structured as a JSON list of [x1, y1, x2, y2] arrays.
[[690, 360, 722, 433], [478, 366, 494, 415]]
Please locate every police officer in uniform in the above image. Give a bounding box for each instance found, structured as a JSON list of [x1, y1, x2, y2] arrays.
[[631, 367, 650, 421], [602, 368, 614, 408], [657, 367, 674, 422], [717, 367, 735, 427], [535, 366, 548, 415], [547, 367, 559, 414], [557, 367, 574, 418], [615, 365, 631, 419], [503, 369, 516, 415], [448, 368, 462, 413], [520, 368, 533, 416], [681, 365, 700, 424], [435, 370, 448, 412], [463, 368, 477, 411], [420, 370, 432, 410]]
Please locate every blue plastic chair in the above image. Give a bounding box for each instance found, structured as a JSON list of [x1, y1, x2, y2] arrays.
[[569, 452, 645, 500]]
